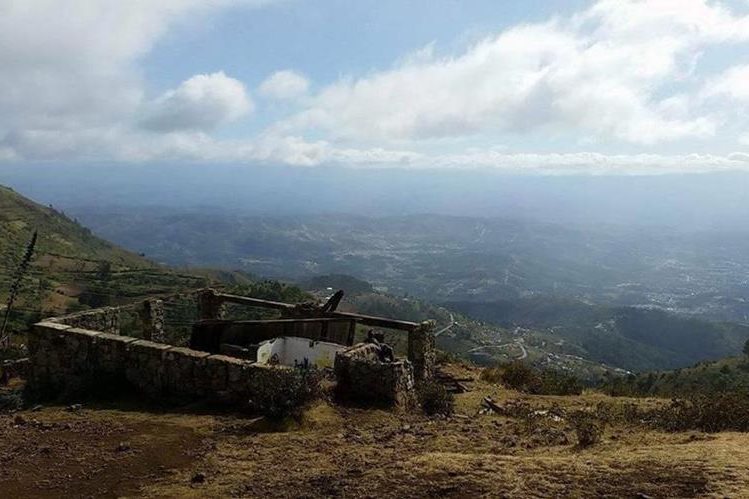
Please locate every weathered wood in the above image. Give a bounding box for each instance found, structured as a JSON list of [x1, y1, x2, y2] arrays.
[[213, 292, 420, 332], [324, 311, 420, 332], [482, 396, 502, 413], [216, 293, 296, 310]]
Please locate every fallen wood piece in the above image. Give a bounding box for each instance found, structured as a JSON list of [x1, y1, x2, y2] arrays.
[[482, 396, 502, 414]]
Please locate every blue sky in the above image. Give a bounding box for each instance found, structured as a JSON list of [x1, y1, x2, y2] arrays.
[[2, 0, 749, 173]]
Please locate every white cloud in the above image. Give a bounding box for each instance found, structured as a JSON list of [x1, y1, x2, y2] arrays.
[[281, 0, 749, 145], [141, 72, 252, 132], [258, 70, 310, 100], [0, 0, 274, 156], [704, 64, 749, 103], [1, 0, 749, 172]]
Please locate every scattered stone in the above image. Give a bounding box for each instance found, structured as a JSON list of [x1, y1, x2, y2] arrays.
[[66, 404, 83, 412], [115, 441, 131, 452], [31, 404, 43, 412], [191, 472, 206, 484]]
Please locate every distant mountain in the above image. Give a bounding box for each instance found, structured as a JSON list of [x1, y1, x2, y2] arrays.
[[445, 296, 749, 372]]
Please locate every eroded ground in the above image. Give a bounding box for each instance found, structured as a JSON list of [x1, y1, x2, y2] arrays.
[[2, 365, 749, 498]]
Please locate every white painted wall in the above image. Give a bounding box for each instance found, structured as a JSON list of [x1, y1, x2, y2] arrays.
[[256, 336, 345, 368]]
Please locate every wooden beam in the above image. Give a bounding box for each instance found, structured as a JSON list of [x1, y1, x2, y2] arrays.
[[215, 293, 296, 310], [213, 292, 421, 331], [325, 311, 420, 332]]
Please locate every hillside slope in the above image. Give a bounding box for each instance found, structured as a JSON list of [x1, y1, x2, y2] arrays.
[[0, 185, 150, 270], [606, 355, 749, 396], [0, 185, 210, 328], [446, 297, 749, 372]]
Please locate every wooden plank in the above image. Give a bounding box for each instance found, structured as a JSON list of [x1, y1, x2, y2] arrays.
[[216, 293, 296, 310], [325, 311, 420, 332], [198, 318, 356, 325], [214, 292, 420, 331]]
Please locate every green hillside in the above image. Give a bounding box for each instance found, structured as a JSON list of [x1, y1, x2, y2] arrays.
[[446, 296, 749, 372], [603, 355, 749, 397], [0, 185, 151, 269], [0, 185, 214, 334]]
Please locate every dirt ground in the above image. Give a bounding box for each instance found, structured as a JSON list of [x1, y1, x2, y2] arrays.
[[3, 364, 749, 498]]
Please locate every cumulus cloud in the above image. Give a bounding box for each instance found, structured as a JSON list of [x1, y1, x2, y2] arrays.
[[2, 0, 749, 171], [0, 0, 272, 157], [281, 0, 749, 145], [258, 70, 310, 100], [140, 72, 252, 132]]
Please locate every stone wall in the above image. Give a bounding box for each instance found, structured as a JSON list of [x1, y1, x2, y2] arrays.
[[48, 307, 121, 335], [27, 321, 304, 412], [334, 343, 415, 408]]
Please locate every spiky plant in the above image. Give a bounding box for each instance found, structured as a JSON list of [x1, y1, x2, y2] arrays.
[[0, 230, 37, 348]]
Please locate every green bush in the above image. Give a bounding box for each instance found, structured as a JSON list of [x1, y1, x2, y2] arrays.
[[248, 368, 322, 420], [481, 361, 582, 396], [418, 381, 454, 416], [571, 411, 602, 447], [654, 392, 749, 432]]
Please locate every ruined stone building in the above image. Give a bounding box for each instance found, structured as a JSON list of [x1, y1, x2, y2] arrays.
[[27, 288, 436, 412]]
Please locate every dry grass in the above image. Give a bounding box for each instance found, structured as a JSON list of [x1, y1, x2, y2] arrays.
[[3, 364, 749, 498]]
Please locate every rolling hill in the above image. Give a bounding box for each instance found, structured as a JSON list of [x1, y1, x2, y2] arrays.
[[445, 296, 749, 372]]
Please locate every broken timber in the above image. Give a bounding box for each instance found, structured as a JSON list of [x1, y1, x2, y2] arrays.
[[214, 292, 422, 331]]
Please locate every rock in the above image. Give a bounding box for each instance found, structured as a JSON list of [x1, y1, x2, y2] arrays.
[[115, 441, 131, 452], [31, 404, 43, 412], [66, 403, 83, 412], [191, 472, 206, 484]]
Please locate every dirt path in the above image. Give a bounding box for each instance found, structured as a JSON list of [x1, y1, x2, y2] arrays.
[[0, 406, 210, 499]]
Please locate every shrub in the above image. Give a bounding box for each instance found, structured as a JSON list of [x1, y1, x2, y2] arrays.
[[435, 349, 461, 365], [571, 411, 602, 447], [538, 370, 583, 396], [482, 362, 582, 396], [654, 392, 749, 432], [502, 361, 540, 392], [249, 368, 322, 420], [418, 381, 454, 416], [0, 390, 23, 412]]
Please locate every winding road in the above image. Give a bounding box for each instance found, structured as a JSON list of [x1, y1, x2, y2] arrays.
[[467, 338, 528, 360], [435, 313, 455, 336]]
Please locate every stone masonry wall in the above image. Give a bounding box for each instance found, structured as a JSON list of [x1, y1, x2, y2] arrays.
[[408, 320, 436, 381], [334, 343, 415, 408], [48, 307, 121, 335], [27, 321, 302, 412]]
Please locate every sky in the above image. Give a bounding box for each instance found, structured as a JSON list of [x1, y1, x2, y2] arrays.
[[2, 0, 749, 174]]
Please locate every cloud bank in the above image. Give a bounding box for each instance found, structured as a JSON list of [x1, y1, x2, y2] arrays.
[[1, 0, 749, 174]]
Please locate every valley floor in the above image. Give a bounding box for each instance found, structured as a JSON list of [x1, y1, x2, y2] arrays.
[[2, 366, 749, 498]]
